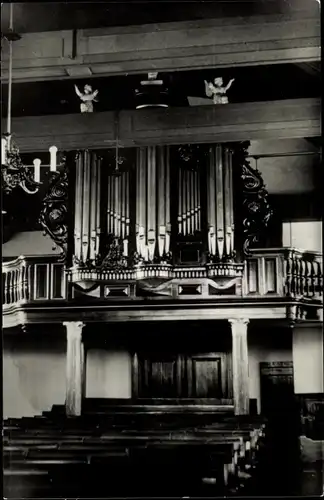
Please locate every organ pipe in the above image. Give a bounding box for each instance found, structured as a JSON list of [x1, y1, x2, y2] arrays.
[[215, 145, 225, 260], [178, 167, 201, 236], [207, 144, 234, 261], [74, 150, 102, 265], [135, 146, 171, 262], [107, 169, 130, 257]]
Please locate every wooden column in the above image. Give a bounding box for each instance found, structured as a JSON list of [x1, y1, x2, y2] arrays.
[[64, 321, 85, 417], [229, 318, 250, 415]]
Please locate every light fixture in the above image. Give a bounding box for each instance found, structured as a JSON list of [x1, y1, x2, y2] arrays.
[[1, 4, 61, 196], [135, 72, 169, 109], [110, 112, 126, 175]]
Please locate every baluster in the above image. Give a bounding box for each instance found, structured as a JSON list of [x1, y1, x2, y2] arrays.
[[27, 265, 32, 300], [3, 273, 7, 305], [10, 271, 15, 304], [11, 270, 15, 303], [300, 259, 306, 297], [16, 269, 20, 301], [292, 254, 297, 296], [20, 265, 25, 300], [318, 260, 323, 296], [285, 251, 293, 296], [19, 266, 24, 301], [6, 272, 10, 304], [16, 268, 20, 302], [309, 261, 316, 297], [296, 257, 301, 296], [305, 260, 311, 297], [10, 271, 14, 303]]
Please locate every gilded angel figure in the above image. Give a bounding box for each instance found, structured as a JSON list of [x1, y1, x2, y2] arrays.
[[204, 77, 235, 105], [74, 84, 99, 113]]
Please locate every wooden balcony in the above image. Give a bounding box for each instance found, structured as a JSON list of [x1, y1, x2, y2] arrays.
[[2, 248, 322, 327], [2, 255, 67, 308]]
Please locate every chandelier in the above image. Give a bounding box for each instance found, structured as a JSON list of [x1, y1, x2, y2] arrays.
[[1, 4, 60, 197]]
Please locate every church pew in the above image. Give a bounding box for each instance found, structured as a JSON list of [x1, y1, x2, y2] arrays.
[[3, 468, 54, 498], [4, 445, 254, 496], [4, 415, 265, 488]]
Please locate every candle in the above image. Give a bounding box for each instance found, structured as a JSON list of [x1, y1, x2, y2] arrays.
[[49, 145, 58, 172], [33, 158, 41, 183], [123, 239, 128, 257], [2, 137, 7, 165]]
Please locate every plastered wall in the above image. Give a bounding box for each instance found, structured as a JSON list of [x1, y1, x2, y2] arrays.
[[3, 340, 66, 418], [86, 349, 132, 399], [293, 326, 324, 394], [3, 338, 132, 417]]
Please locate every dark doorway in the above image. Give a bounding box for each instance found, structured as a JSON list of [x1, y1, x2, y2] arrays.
[[260, 361, 295, 417]]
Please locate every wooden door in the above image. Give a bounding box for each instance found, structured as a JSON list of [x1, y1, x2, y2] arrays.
[[260, 361, 295, 417], [135, 354, 182, 398], [188, 354, 223, 398]]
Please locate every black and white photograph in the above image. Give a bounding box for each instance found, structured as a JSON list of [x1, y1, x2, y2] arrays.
[[1, 1, 323, 498]]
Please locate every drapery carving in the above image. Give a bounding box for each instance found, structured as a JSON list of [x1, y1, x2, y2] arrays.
[[39, 154, 69, 261], [207, 144, 234, 262], [135, 146, 171, 263], [233, 142, 273, 255], [73, 150, 102, 266]]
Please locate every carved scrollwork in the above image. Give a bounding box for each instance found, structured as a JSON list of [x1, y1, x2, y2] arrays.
[[39, 155, 69, 261], [99, 236, 128, 271], [233, 141, 273, 255]]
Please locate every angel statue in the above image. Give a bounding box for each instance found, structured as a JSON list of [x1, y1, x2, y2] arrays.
[[204, 77, 235, 105], [74, 84, 99, 113]]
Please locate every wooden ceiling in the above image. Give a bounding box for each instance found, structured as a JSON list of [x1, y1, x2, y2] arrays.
[[1, 1, 319, 34]]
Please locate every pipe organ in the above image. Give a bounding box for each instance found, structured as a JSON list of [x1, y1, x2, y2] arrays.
[[107, 171, 130, 256], [71, 143, 237, 269], [135, 146, 171, 263], [74, 150, 102, 265], [178, 167, 201, 236], [207, 145, 234, 261]]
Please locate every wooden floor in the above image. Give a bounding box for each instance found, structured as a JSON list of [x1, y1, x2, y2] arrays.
[[3, 401, 323, 498]]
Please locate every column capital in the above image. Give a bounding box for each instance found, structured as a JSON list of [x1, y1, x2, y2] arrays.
[[228, 318, 249, 326], [63, 321, 85, 338]]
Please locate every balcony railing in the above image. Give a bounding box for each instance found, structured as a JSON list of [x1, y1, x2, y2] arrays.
[[244, 248, 323, 299], [2, 248, 323, 310], [2, 255, 66, 308]]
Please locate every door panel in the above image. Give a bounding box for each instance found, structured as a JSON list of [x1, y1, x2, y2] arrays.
[[133, 352, 227, 399], [137, 354, 181, 398], [190, 355, 222, 398], [150, 360, 178, 398]]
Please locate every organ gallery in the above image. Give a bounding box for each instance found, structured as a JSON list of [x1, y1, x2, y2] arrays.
[[1, 1, 322, 497]]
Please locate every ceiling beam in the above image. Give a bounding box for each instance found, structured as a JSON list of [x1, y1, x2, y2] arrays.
[[1, 12, 320, 83], [4, 98, 320, 153]]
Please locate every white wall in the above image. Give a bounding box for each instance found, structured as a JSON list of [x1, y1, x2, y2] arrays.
[[293, 326, 324, 394], [86, 349, 132, 398], [3, 341, 133, 418], [248, 328, 293, 413], [2, 231, 61, 258], [282, 221, 322, 252], [3, 345, 66, 418], [249, 138, 318, 195]]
